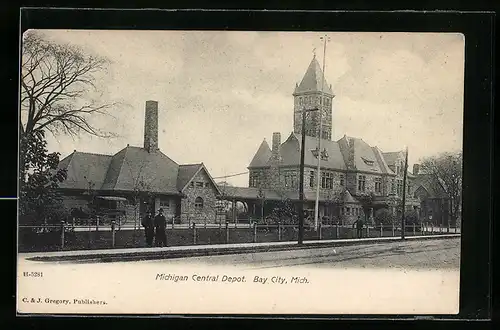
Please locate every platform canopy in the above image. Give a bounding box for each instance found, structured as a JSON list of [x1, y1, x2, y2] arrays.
[[96, 196, 128, 201]]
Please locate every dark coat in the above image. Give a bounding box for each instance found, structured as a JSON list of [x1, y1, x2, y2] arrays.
[[142, 214, 154, 228], [353, 219, 364, 229], [154, 214, 166, 229]]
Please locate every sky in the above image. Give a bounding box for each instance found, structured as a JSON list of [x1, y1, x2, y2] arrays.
[[26, 30, 465, 187]]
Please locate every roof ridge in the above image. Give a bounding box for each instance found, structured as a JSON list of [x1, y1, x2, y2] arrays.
[[156, 150, 179, 166], [59, 152, 75, 163], [113, 146, 130, 190], [73, 151, 113, 157], [179, 163, 203, 167]]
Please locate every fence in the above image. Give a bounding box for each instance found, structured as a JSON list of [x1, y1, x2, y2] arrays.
[[18, 221, 460, 253]]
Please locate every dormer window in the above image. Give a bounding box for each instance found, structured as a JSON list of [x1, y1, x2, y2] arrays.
[[312, 147, 329, 161], [361, 157, 375, 166]]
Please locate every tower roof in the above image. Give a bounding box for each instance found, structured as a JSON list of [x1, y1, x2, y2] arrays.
[[294, 56, 334, 96], [248, 139, 272, 168]]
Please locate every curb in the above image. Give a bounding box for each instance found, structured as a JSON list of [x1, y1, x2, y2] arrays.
[[26, 234, 460, 263]]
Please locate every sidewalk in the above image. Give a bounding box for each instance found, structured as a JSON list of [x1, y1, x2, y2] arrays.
[[20, 233, 460, 262]]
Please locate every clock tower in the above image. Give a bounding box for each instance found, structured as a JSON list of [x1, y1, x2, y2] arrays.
[[292, 55, 335, 140]]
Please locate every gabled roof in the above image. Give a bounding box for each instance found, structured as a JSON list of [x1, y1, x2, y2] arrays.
[[372, 146, 395, 175], [343, 189, 358, 204], [58, 146, 183, 195], [248, 139, 272, 168], [382, 151, 404, 166], [58, 151, 113, 190], [177, 164, 202, 190], [294, 56, 334, 96], [277, 132, 346, 170], [412, 174, 448, 199], [104, 146, 180, 194], [337, 135, 384, 174], [178, 163, 222, 195], [247, 132, 409, 175]]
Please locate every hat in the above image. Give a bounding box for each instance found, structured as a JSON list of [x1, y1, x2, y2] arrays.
[[159, 208, 164, 213]]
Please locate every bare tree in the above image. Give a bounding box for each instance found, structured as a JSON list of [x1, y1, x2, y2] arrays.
[[420, 151, 463, 226], [21, 31, 119, 140], [20, 31, 121, 197], [126, 160, 156, 230]]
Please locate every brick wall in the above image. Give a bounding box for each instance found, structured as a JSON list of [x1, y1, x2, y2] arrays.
[[180, 169, 219, 224]]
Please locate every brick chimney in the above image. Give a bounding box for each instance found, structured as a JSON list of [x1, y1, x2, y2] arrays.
[[413, 163, 420, 175], [269, 132, 281, 189], [271, 132, 281, 160], [144, 100, 159, 153]]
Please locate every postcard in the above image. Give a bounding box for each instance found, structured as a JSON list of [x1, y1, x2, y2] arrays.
[[17, 29, 464, 315]]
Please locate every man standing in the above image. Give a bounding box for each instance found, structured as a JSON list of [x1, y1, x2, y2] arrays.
[[352, 216, 364, 239], [141, 210, 154, 247], [154, 208, 167, 247]]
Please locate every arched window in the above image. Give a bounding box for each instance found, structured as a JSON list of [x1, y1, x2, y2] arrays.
[[194, 197, 204, 209]]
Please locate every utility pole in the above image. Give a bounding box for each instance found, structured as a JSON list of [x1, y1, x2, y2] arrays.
[[401, 146, 409, 240], [314, 34, 330, 232], [297, 107, 319, 245]]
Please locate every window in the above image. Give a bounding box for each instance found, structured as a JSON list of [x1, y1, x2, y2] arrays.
[[340, 175, 345, 186], [362, 157, 375, 166], [375, 177, 382, 193], [391, 179, 395, 194], [358, 175, 366, 191], [196, 182, 204, 187], [283, 171, 290, 188], [299, 97, 303, 106], [291, 173, 298, 188], [408, 182, 411, 194], [189, 181, 194, 187], [205, 182, 210, 188], [159, 198, 170, 209], [309, 171, 314, 187], [396, 179, 403, 195], [194, 197, 204, 209], [321, 171, 333, 189], [346, 207, 350, 215]]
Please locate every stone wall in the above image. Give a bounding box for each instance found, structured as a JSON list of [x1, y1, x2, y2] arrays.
[[180, 168, 219, 224], [272, 167, 348, 193]]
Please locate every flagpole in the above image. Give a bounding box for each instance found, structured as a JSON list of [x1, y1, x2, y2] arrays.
[[314, 35, 328, 232], [401, 146, 409, 240]]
